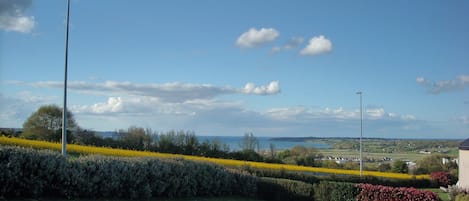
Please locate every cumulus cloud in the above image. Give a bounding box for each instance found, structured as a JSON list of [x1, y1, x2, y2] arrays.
[[300, 35, 332, 56], [0, 0, 35, 33], [236, 27, 279, 48], [416, 75, 469, 94], [242, 81, 280, 95], [9, 80, 281, 102]]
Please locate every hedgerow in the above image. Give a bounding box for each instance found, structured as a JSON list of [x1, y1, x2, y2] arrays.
[[0, 145, 257, 199], [313, 181, 358, 201], [356, 183, 441, 201], [257, 177, 314, 201]]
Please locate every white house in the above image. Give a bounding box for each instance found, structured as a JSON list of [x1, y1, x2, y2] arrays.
[[459, 138, 469, 190]]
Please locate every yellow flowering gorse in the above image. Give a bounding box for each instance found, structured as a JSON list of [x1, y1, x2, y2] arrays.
[[0, 136, 429, 180]]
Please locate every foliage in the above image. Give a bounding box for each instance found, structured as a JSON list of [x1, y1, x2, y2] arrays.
[[313, 181, 358, 201], [430, 172, 456, 187], [240, 132, 259, 151], [0, 145, 257, 199], [257, 177, 313, 201], [0, 136, 430, 180], [417, 154, 457, 174], [392, 159, 409, 173], [0, 128, 21, 137], [277, 145, 322, 167], [356, 183, 441, 201], [22, 105, 78, 141]]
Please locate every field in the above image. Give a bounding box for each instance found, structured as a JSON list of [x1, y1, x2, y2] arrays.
[[319, 148, 425, 162], [282, 137, 461, 163]]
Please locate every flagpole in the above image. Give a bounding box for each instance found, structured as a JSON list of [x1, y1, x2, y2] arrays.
[[62, 0, 71, 157]]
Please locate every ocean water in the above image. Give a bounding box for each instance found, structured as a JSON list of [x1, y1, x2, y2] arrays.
[[197, 136, 331, 151]]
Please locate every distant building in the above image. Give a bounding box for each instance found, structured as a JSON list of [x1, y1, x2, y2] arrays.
[[459, 138, 469, 190]]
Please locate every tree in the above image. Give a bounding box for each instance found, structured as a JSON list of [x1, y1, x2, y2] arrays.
[[22, 105, 78, 141], [416, 154, 452, 174], [392, 160, 408, 173], [240, 132, 259, 151]]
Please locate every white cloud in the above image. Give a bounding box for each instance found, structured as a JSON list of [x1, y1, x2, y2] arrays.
[[1, 90, 456, 138], [416, 74, 469, 94], [236, 27, 279, 48], [300, 35, 332, 56], [242, 81, 280, 95], [0, 0, 35, 33], [366, 108, 385, 119], [9, 80, 281, 102]]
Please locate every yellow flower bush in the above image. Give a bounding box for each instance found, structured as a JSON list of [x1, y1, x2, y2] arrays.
[[0, 136, 429, 180]]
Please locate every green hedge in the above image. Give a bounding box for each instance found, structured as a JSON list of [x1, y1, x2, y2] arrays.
[[257, 177, 314, 201], [0, 145, 257, 199], [313, 181, 358, 201]]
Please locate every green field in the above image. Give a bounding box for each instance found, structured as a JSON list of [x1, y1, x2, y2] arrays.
[[320, 148, 429, 162]]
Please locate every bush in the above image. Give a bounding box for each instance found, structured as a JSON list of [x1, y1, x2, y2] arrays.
[[356, 183, 440, 201], [0, 145, 257, 199], [430, 171, 455, 187], [313, 181, 358, 201], [257, 177, 313, 201]]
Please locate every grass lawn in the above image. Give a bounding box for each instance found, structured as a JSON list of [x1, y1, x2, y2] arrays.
[[423, 188, 450, 201]]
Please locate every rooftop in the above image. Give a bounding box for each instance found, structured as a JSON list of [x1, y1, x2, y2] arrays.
[[460, 138, 469, 150]]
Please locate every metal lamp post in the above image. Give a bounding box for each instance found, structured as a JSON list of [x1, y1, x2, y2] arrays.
[[62, 0, 71, 157], [356, 91, 363, 177]]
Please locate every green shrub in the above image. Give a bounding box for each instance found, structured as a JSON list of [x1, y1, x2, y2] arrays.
[[0, 145, 257, 199], [257, 177, 313, 201], [313, 181, 358, 201]]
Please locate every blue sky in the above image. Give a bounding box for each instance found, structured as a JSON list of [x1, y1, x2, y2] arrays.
[[1, 0, 468, 138]]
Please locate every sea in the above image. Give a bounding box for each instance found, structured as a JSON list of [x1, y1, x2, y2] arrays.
[[197, 136, 331, 151]]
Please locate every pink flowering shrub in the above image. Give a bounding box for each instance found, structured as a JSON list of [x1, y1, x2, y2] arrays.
[[430, 171, 454, 187], [356, 183, 440, 201]]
